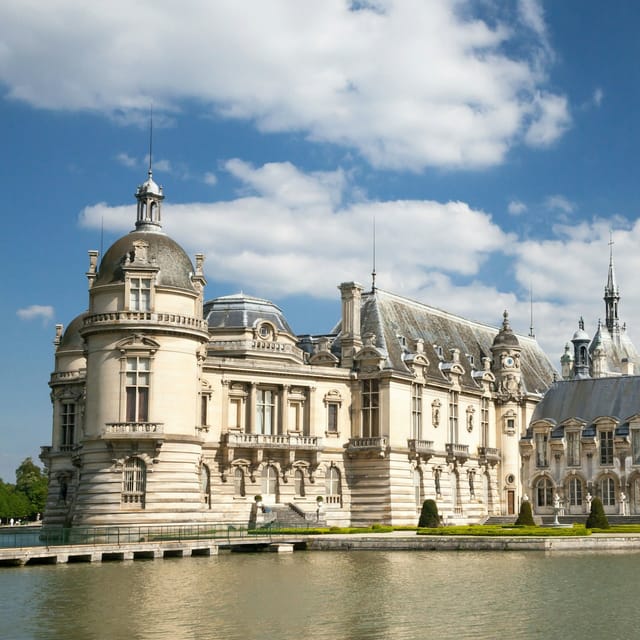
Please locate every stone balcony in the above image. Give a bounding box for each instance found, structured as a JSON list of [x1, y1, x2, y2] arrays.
[[407, 439, 437, 461], [103, 422, 165, 439], [223, 432, 322, 450], [82, 311, 209, 335], [478, 446, 500, 465], [446, 442, 469, 465], [346, 436, 389, 458]]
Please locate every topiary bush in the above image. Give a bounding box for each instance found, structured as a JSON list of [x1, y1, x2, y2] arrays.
[[514, 499, 536, 526], [418, 499, 440, 527], [586, 496, 610, 529]]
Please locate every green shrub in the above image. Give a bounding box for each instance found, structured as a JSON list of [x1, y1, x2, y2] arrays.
[[514, 500, 536, 526], [586, 496, 610, 529], [418, 499, 440, 528]]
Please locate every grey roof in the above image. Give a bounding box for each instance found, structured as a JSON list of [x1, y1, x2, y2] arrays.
[[529, 376, 640, 436], [58, 312, 88, 351], [589, 324, 640, 374], [204, 293, 294, 334], [334, 288, 556, 392], [94, 230, 196, 291]]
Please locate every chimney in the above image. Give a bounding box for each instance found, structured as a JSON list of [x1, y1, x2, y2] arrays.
[[339, 282, 363, 368]]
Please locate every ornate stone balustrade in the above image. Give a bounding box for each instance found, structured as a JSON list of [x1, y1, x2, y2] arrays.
[[83, 311, 208, 332], [224, 432, 321, 450], [346, 436, 388, 458], [478, 446, 500, 464], [407, 439, 437, 457], [446, 442, 469, 464], [104, 422, 164, 436], [208, 339, 304, 359]]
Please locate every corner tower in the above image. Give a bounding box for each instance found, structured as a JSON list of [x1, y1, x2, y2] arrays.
[[44, 169, 211, 526]]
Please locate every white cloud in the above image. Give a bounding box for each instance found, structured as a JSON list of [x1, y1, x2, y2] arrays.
[[508, 200, 527, 215], [116, 152, 137, 168], [203, 171, 218, 186], [17, 305, 54, 324], [545, 194, 575, 213], [593, 87, 603, 107], [0, 1, 569, 171]]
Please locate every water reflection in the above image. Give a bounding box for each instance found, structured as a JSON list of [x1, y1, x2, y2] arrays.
[[2, 550, 640, 640]]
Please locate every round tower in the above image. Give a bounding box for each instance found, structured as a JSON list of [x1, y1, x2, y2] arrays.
[[55, 169, 211, 526], [571, 318, 590, 379]]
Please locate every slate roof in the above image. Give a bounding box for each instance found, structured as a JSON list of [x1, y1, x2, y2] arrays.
[[590, 323, 640, 375], [204, 293, 295, 334], [527, 376, 640, 438], [333, 288, 556, 393]]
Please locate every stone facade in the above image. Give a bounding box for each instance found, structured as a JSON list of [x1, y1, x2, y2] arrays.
[[41, 171, 556, 528]]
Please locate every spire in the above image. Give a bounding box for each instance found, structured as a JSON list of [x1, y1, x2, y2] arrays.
[[371, 215, 377, 292], [604, 232, 620, 334], [134, 110, 164, 232]]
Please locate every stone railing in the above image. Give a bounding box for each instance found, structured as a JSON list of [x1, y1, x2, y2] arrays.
[[346, 437, 388, 458], [105, 422, 164, 435], [208, 339, 304, 359], [478, 446, 500, 463], [324, 495, 342, 506], [446, 442, 469, 464], [84, 311, 208, 332], [408, 439, 437, 456], [224, 432, 321, 449]]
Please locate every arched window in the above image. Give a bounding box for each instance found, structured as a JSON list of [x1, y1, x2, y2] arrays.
[[122, 457, 146, 507], [600, 477, 615, 506], [294, 469, 305, 497], [535, 477, 553, 508], [568, 477, 583, 506], [261, 465, 278, 499], [234, 468, 245, 497], [326, 467, 342, 505], [201, 464, 211, 507]]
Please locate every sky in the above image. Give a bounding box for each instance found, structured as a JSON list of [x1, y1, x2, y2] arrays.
[[2, 0, 640, 482]]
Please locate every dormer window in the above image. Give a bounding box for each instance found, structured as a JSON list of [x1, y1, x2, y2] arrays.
[[434, 345, 444, 359], [257, 322, 275, 341], [128, 276, 152, 312]]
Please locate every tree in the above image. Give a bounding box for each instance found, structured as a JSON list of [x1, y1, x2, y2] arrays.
[[14, 457, 48, 519], [418, 499, 441, 527], [586, 496, 610, 529], [514, 499, 535, 526]]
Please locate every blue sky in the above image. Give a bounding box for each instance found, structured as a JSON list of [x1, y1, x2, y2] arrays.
[[2, 0, 640, 482]]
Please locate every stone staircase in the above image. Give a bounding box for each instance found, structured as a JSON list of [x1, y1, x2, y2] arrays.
[[250, 502, 325, 529]]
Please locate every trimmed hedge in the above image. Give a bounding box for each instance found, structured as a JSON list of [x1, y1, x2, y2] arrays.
[[586, 496, 610, 529], [514, 500, 535, 526], [418, 499, 441, 528]]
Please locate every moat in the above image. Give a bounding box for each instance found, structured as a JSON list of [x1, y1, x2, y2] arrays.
[[3, 549, 638, 639]]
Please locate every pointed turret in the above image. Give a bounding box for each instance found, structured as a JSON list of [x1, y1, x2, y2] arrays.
[[604, 236, 620, 335], [572, 317, 590, 379]]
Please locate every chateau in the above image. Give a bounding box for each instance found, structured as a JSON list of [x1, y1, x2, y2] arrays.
[[41, 170, 557, 528], [522, 245, 640, 517]]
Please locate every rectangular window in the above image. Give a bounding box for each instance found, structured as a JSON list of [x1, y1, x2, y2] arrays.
[[632, 429, 640, 465], [601, 477, 615, 506], [600, 430, 614, 466], [535, 432, 548, 468], [481, 397, 489, 447], [327, 403, 339, 433], [256, 389, 275, 435], [567, 431, 581, 466], [61, 403, 76, 451], [362, 379, 379, 437], [289, 401, 302, 432], [126, 357, 150, 423], [411, 384, 422, 440], [569, 478, 583, 506], [448, 391, 459, 443], [201, 395, 208, 427], [129, 277, 152, 311]]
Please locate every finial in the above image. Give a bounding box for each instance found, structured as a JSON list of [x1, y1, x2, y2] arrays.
[[502, 309, 510, 330], [371, 215, 377, 292], [148, 104, 153, 177], [579, 316, 585, 331]]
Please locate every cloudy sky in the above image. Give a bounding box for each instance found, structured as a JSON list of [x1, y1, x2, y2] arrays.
[[2, 0, 640, 481]]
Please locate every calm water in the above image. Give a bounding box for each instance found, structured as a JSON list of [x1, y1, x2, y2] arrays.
[[2, 549, 638, 640]]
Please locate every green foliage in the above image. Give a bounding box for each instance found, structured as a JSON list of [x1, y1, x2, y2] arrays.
[[0, 458, 48, 521], [418, 499, 440, 528], [514, 500, 536, 526], [417, 524, 589, 537], [586, 496, 610, 529]]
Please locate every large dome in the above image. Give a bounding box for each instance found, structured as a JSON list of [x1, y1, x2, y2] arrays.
[[204, 293, 294, 334], [94, 230, 196, 292]]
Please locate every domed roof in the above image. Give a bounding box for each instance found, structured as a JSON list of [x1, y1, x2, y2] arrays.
[[135, 171, 163, 198], [94, 230, 196, 292], [203, 293, 294, 334], [491, 310, 520, 349], [58, 312, 89, 351], [572, 317, 590, 342]]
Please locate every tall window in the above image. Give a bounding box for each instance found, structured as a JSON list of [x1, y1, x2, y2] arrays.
[[535, 476, 553, 507], [126, 357, 150, 422], [448, 391, 459, 443], [600, 477, 615, 506], [201, 464, 211, 507], [122, 457, 146, 506], [327, 403, 339, 433], [632, 429, 640, 465], [535, 432, 549, 468], [256, 389, 276, 435], [411, 384, 422, 440], [200, 395, 208, 428], [129, 277, 151, 311], [567, 432, 581, 467], [600, 430, 614, 466], [234, 468, 245, 497], [326, 467, 341, 498], [569, 477, 583, 506], [294, 469, 305, 497], [362, 379, 379, 437], [61, 402, 76, 450], [480, 397, 489, 447], [261, 465, 278, 498]]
